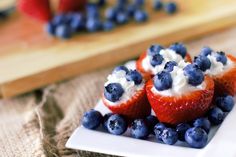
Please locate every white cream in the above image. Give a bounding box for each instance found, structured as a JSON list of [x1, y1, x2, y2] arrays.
[[142, 49, 185, 75], [151, 66, 206, 96], [104, 70, 144, 106], [205, 52, 234, 76]]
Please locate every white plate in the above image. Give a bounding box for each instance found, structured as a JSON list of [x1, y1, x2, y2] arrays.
[[66, 97, 236, 157]]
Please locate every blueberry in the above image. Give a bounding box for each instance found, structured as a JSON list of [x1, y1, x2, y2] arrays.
[[45, 22, 56, 36], [52, 14, 67, 25], [86, 4, 100, 18], [117, 0, 128, 6], [105, 7, 118, 21], [150, 54, 164, 67], [131, 119, 150, 139], [127, 4, 137, 17], [145, 115, 159, 134], [184, 64, 204, 86], [86, 18, 102, 32], [200, 46, 212, 56], [185, 127, 208, 148], [193, 118, 211, 133], [208, 107, 224, 125], [103, 20, 115, 31], [103, 113, 114, 131], [154, 123, 166, 141], [70, 13, 85, 31], [161, 128, 178, 145], [55, 24, 73, 39], [148, 44, 164, 56], [134, 10, 148, 23], [176, 123, 191, 141], [215, 51, 227, 65], [194, 55, 211, 72], [126, 70, 143, 85], [216, 95, 234, 112], [107, 114, 127, 135], [133, 0, 145, 6], [104, 83, 124, 102], [116, 12, 129, 24], [153, 0, 163, 11], [164, 2, 178, 14], [113, 65, 129, 74], [169, 43, 187, 58], [164, 61, 177, 72], [82, 110, 103, 129], [154, 71, 172, 91]]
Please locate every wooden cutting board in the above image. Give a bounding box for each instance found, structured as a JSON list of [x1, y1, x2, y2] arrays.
[[1, 0, 236, 98]]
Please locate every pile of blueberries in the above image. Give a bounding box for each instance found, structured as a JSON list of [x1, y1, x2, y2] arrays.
[[45, 0, 178, 39], [82, 95, 234, 148]]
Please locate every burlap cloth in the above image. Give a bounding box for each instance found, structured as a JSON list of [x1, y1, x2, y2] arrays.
[[0, 28, 236, 157]]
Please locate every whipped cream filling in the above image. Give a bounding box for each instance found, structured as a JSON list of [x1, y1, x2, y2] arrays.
[[151, 66, 206, 96], [205, 52, 234, 76], [104, 70, 144, 106], [142, 49, 184, 75]]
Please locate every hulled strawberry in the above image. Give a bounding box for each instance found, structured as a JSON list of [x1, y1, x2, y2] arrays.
[[146, 64, 214, 125], [102, 66, 151, 120]]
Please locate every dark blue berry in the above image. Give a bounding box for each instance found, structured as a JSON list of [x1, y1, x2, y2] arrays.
[[154, 123, 166, 141], [103, 113, 114, 131], [82, 110, 103, 129], [148, 44, 164, 56], [116, 12, 129, 24], [150, 54, 164, 67], [216, 95, 234, 112], [131, 119, 150, 139], [164, 61, 177, 72], [113, 65, 129, 74], [105, 7, 118, 21], [176, 123, 191, 141], [86, 18, 102, 32], [107, 114, 127, 135], [103, 20, 115, 31], [194, 55, 211, 72], [134, 10, 148, 23], [184, 64, 204, 86], [185, 127, 208, 148], [55, 24, 73, 39], [127, 4, 137, 17], [104, 83, 124, 102], [208, 107, 224, 125], [169, 43, 187, 58], [154, 71, 173, 91], [133, 0, 145, 6], [153, 0, 163, 11], [161, 128, 178, 145], [165, 2, 177, 14], [117, 0, 128, 6], [126, 70, 143, 85], [200, 46, 212, 56], [86, 4, 100, 18], [215, 51, 227, 65], [145, 115, 158, 134], [45, 22, 56, 36], [52, 14, 67, 25], [70, 13, 85, 31], [193, 118, 211, 133]]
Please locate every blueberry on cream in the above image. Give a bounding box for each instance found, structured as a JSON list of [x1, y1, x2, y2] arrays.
[[113, 65, 129, 74], [200, 46, 212, 56], [184, 64, 204, 86], [194, 55, 211, 72], [169, 43, 187, 58], [164, 61, 177, 72], [148, 44, 164, 56], [150, 54, 164, 67]]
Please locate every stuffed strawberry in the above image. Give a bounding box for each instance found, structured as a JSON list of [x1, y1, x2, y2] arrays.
[[102, 66, 151, 120], [146, 64, 214, 125], [136, 43, 192, 81]]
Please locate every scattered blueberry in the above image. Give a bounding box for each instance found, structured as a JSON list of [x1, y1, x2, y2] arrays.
[[169, 43, 187, 58], [194, 55, 211, 72], [86, 4, 100, 18], [52, 14, 67, 25], [55, 24, 73, 39], [104, 83, 124, 102], [161, 128, 178, 145], [107, 114, 128, 135], [45, 22, 56, 36], [200, 46, 212, 56], [131, 119, 150, 139], [103, 20, 115, 31], [113, 65, 129, 74], [70, 13, 85, 31], [126, 70, 143, 85], [216, 95, 234, 112], [127, 4, 137, 17], [164, 2, 177, 14], [153, 0, 163, 11], [185, 127, 208, 148], [164, 61, 177, 72], [184, 64, 204, 86], [116, 12, 129, 24], [133, 0, 145, 6], [103, 113, 114, 131], [86, 18, 102, 32], [176, 123, 191, 141], [105, 7, 118, 21], [117, 0, 129, 6], [154, 123, 166, 141], [82, 110, 103, 129], [154, 71, 173, 91], [215, 51, 227, 65], [148, 44, 164, 56], [193, 118, 211, 133], [208, 107, 224, 125], [134, 10, 148, 23], [146, 115, 158, 134], [150, 54, 164, 67]]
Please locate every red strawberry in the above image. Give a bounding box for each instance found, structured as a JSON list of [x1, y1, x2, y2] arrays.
[[58, 0, 87, 13], [213, 54, 236, 96], [136, 51, 192, 81], [17, 0, 52, 22], [102, 87, 151, 120], [146, 76, 214, 125]]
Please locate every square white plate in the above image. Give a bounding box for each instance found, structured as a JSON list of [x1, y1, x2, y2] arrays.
[[66, 97, 236, 157]]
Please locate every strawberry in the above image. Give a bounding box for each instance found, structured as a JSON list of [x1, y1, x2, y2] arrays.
[[58, 0, 87, 13], [213, 54, 236, 96], [17, 0, 52, 22], [146, 76, 214, 125], [102, 87, 151, 120], [136, 51, 192, 81]]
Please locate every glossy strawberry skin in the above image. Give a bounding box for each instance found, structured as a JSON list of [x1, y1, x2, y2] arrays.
[[102, 86, 151, 120], [58, 0, 87, 13], [213, 54, 236, 96], [146, 76, 214, 125]]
